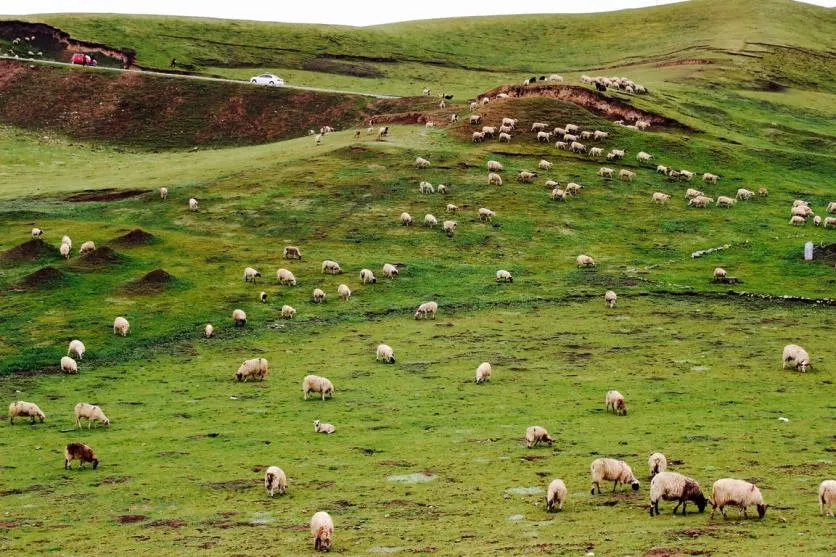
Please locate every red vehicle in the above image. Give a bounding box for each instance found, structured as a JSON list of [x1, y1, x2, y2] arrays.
[[70, 53, 97, 66]]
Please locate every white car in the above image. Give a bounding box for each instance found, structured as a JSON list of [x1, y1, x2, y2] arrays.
[[250, 74, 285, 87]]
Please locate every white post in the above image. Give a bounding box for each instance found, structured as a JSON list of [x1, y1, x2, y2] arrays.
[[804, 241, 813, 261]]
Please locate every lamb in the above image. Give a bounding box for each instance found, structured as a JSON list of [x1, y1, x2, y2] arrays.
[[377, 126, 389, 140], [424, 214, 438, 227], [598, 167, 614, 178], [277, 268, 297, 286], [517, 171, 537, 183], [590, 458, 640, 493], [716, 196, 736, 207], [314, 419, 336, 434], [581, 130, 593, 140], [470, 114, 482, 124], [502, 117, 518, 128], [819, 480, 836, 516], [446, 204, 458, 213], [479, 208, 496, 222], [64, 443, 98, 470], [619, 169, 635, 182], [702, 173, 719, 184], [608, 149, 625, 160], [400, 212, 413, 226], [283, 246, 302, 260], [376, 343, 396, 363], [425, 121, 435, 128], [605, 290, 617, 308], [685, 188, 704, 199], [113, 317, 130, 336], [814, 215, 822, 226], [235, 358, 268, 381], [496, 270, 513, 283], [648, 452, 667, 479], [826, 202, 836, 213], [68, 339, 85, 360], [474, 361, 492, 383], [311, 511, 334, 552], [281, 305, 296, 319], [736, 188, 755, 200], [551, 188, 567, 201], [758, 187, 769, 197], [825, 217, 836, 228], [538, 160, 553, 171], [61, 356, 78, 374], [713, 267, 727, 280], [322, 260, 342, 274], [60, 243, 70, 259], [531, 122, 549, 132], [565, 133, 578, 142], [499, 125, 512, 134], [487, 160, 503, 172], [525, 426, 554, 448], [232, 309, 247, 326], [605, 390, 627, 415], [383, 263, 399, 279], [789, 215, 806, 225], [437, 184, 448, 194], [782, 344, 811, 372], [31, 227, 44, 239], [481, 126, 496, 138], [8, 401, 45, 424], [338, 284, 352, 300], [265, 466, 288, 496], [303, 375, 334, 400], [651, 192, 670, 204], [636, 151, 653, 163], [555, 141, 568, 150], [443, 220, 457, 236], [415, 157, 431, 169], [679, 170, 695, 181], [414, 301, 438, 320], [360, 269, 377, 284], [546, 479, 567, 512], [498, 132, 512, 143], [243, 267, 261, 283], [791, 205, 813, 218], [689, 196, 714, 208], [593, 130, 609, 140], [656, 165, 669, 175], [189, 198, 199, 211], [709, 478, 767, 519], [204, 323, 215, 338], [565, 124, 579, 134], [419, 181, 435, 194], [649, 472, 708, 516], [61, 235, 72, 248], [537, 131, 552, 143], [589, 147, 603, 157], [485, 172, 503, 187], [566, 183, 583, 195], [74, 403, 110, 428], [545, 180, 559, 189], [313, 288, 326, 303], [576, 255, 596, 268], [79, 241, 96, 255], [472, 131, 485, 143], [570, 141, 586, 153]]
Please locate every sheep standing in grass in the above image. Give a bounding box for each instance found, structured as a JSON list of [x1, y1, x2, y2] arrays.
[[825, 217, 836, 228], [689, 196, 714, 208], [243, 267, 261, 283], [160, 187, 168, 200], [649, 472, 707, 516], [814, 216, 822, 226], [360, 269, 377, 284], [636, 151, 653, 163], [712, 268, 727, 280], [415, 157, 430, 169], [518, 171, 537, 183], [446, 204, 458, 213], [68, 339, 85, 360], [79, 241, 96, 255], [338, 284, 351, 300], [424, 214, 438, 227], [64, 443, 98, 470], [313, 288, 326, 303], [437, 184, 448, 194], [61, 356, 78, 374], [265, 466, 287, 496], [551, 188, 567, 201], [496, 270, 513, 283], [236, 358, 268, 381], [589, 147, 603, 158], [314, 420, 336, 434], [566, 183, 584, 195], [758, 187, 768, 197], [311, 511, 334, 552], [189, 198, 199, 211], [376, 343, 395, 363], [605, 390, 627, 415], [472, 131, 485, 143], [232, 309, 247, 326], [488, 173, 503, 186], [31, 227, 44, 239], [400, 212, 413, 226], [479, 208, 496, 222], [303, 375, 334, 400], [74, 403, 110, 428], [736, 188, 754, 200], [656, 165, 669, 175], [651, 192, 670, 204], [605, 290, 617, 308], [61, 236, 72, 248], [475, 362, 491, 383], [716, 196, 736, 208], [590, 458, 640, 493], [277, 268, 297, 286], [322, 260, 342, 274], [204, 323, 215, 338], [703, 173, 719, 184], [419, 181, 434, 194], [546, 479, 567, 512], [443, 220, 457, 236], [782, 344, 811, 372], [570, 141, 586, 153], [113, 317, 130, 336], [619, 169, 635, 182], [283, 246, 302, 260], [487, 160, 503, 172], [710, 478, 767, 519], [593, 130, 609, 140], [790, 215, 806, 225], [260, 291, 268, 304], [819, 480, 836, 516], [415, 301, 438, 320], [576, 255, 596, 268], [556, 141, 568, 150], [648, 452, 667, 479], [539, 160, 553, 170], [60, 243, 70, 259], [598, 167, 614, 178], [525, 426, 554, 448], [8, 401, 45, 424], [383, 264, 399, 279], [281, 305, 296, 319], [685, 188, 704, 199]]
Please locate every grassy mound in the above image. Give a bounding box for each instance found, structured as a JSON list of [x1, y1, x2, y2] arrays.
[[109, 229, 157, 247], [1, 239, 59, 263], [18, 266, 66, 289], [75, 245, 124, 267], [122, 268, 176, 293]]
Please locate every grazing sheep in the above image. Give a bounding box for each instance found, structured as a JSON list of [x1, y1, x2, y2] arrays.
[[419, 181, 435, 194], [377, 126, 389, 140], [538, 160, 553, 170], [113, 317, 130, 337], [736, 188, 755, 200], [825, 217, 836, 228], [537, 131, 552, 143], [525, 426, 553, 448], [499, 124, 513, 134], [61, 356, 78, 374], [314, 133, 323, 145], [475, 362, 491, 383], [383, 264, 399, 279], [446, 204, 458, 213], [204, 323, 215, 338], [443, 220, 457, 236], [360, 269, 377, 284], [281, 305, 296, 319], [31, 227, 44, 239], [415, 301, 438, 320], [758, 187, 768, 197], [322, 260, 342, 274], [545, 179, 559, 189], [314, 419, 336, 434], [791, 205, 813, 219], [232, 309, 247, 326], [338, 284, 351, 300], [74, 403, 110, 428], [265, 466, 288, 496], [651, 192, 670, 204], [710, 478, 767, 519], [79, 241, 96, 255], [450, 113, 458, 123], [496, 270, 513, 283], [376, 343, 395, 363], [649, 472, 707, 516], [498, 132, 512, 143], [566, 183, 583, 195], [283, 246, 303, 260], [311, 511, 334, 552], [546, 479, 567, 512], [814, 216, 822, 226], [555, 141, 568, 150], [425, 121, 435, 128], [689, 196, 714, 208], [259, 291, 267, 304], [819, 480, 836, 516], [189, 198, 199, 211], [400, 212, 413, 226], [702, 173, 719, 184], [437, 184, 448, 194], [60, 243, 70, 259], [551, 188, 567, 201], [67, 339, 85, 360], [608, 149, 625, 160], [590, 458, 640, 493], [562, 134, 578, 144], [619, 169, 635, 182], [581, 130, 593, 140], [636, 151, 653, 163], [277, 268, 297, 286], [713, 267, 727, 280], [415, 157, 431, 169], [61, 235, 72, 248], [636, 120, 650, 130], [678, 170, 695, 181], [487, 160, 503, 172], [589, 147, 604, 158], [8, 401, 45, 424], [488, 172, 503, 186], [64, 443, 98, 470], [825, 202, 836, 213], [593, 130, 609, 140], [782, 344, 811, 372], [598, 167, 614, 178], [303, 375, 334, 400], [470, 114, 482, 125], [313, 288, 326, 303], [656, 165, 669, 175], [531, 122, 549, 132], [502, 117, 518, 128], [517, 171, 537, 183], [570, 141, 587, 153], [716, 196, 736, 208], [605, 390, 627, 415], [479, 208, 496, 222], [605, 290, 617, 308], [472, 131, 485, 143], [576, 254, 596, 268], [793, 199, 809, 208], [235, 358, 269, 381], [565, 124, 579, 134], [482, 126, 497, 138], [648, 452, 668, 479], [424, 214, 438, 227], [668, 170, 683, 180], [685, 188, 704, 199], [243, 267, 261, 283], [789, 215, 806, 225]]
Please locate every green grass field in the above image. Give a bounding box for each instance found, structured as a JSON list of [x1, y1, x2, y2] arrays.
[[1, 1, 835, 554]]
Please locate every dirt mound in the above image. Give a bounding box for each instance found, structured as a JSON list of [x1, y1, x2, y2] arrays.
[[813, 243, 836, 263], [1, 239, 60, 263], [66, 189, 149, 203], [110, 229, 156, 246], [76, 246, 124, 267], [19, 266, 66, 289], [123, 269, 176, 293]]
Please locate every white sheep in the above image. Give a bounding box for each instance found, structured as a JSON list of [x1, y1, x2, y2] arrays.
[[376, 343, 395, 363], [470, 114, 482, 124], [789, 215, 806, 225], [8, 401, 45, 424], [67, 339, 85, 360], [232, 309, 247, 326], [360, 269, 377, 284], [716, 196, 736, 208], [545, 179, 559, 189], [619, 169, 635, 182], [548, 74, 563, 82], [311, 511, 334, 552], [607, 149, 625, 160], [437, 184, 448, 194], [590, 458, 640, 493], [61, 235, 72, 248], [160, 187, 168, 200], [685, 188, 704, 199], [648, 452, 667, 479], [791, 205, 813, 219], [736, 188, 755, 200], [260, 291, 267, 304], [581, 130, 593, 140], [383, 264, 399, 279], [689, 196, 714, 208], [314, 419, 336, 434], [488, 172, 503, 186], [475, 362, 491, 383], [265, 466, 287, 496], [517, 171, 537, 183], [446, 204, 458, 213], [425, 121, 435, 128], [314, 133, 323, 145], [570, 141, 586, 153], [531, 122, 549, 132], [487, 160, 503, 172], [338, 284, 351, 300], [551, 188, 567, 201], [414, 301, 438, 320], [825, 217, 836, 228], [502, 117, 517, 128], [537, 131, 552, 143], [814, 216, 822, 226], [525, 426, 553, 448], [478, 208, 496, 222], [605, 290, 617, 308], [636, 151, 653, 163], [605, 390, 627, 415], [236, 358, 268, 381], [713, 267, 727, 280], [74, 403, 110, 428], [555, 141, 568, 150], [589, 147, 603, 158], [443, 220, 457, 236], [709, 478, 767, 519], [649, 472, 708, 516], [31, 227, 44, 239], [79, 241, 96, 255], [593, 130, 609, 140], [59, 243, 70, 259], [826, 202, 836, 213], [538, 159, 553, 170], [419, 181, 435, 194], [322, 260, 342, 274], [565, 124, 579, 134], [61, 356, 78, 374], [782, 344, 811, 372], [189, 198, 199, 211], [400, 212, 413, 226], [565, 183, 583, 195], [277, 268, 297, 286], [496, 270, 513, 283], [546, 479, 567, 512], [651, 192, 670, 204], [243, 267, 261, 283], [113, 317, 130, 336], [303, 375, 334, 400], [424, 214, 438, 227], [598, 167, 614, 178], [281, 305, 296, 319], [819, 480, 836, 516], [656, 165, 669, 174], [313, 288, 326, 303], [415, 157, 431, 169], [472, 131, 485, 142], [702, 173, 719, 184], [204, 323, 215, 338], [576, 254, 596, 268]]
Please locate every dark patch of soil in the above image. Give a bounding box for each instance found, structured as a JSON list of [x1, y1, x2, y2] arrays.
[[330, 499, 356, 510], [123, 269, 177, 293], [117, 515, 147, 524], [19, 266, 66, 289], [378, 460, 412, 467], [355, 447, 383, 455], [66, 189, 149, 202], [205, 479, 254, 491], [813, 243, 836, 263], [0, 521, 21, 528], [521, 455, 548, 461], [110, 228, 156, 246], [76, 246, 124, 267], [90, 475, 131, 486], [146, 519, 186, 528], [644, 548, 709, 557], [0, 484, 53, 497], [1, 239, 59, 263]]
